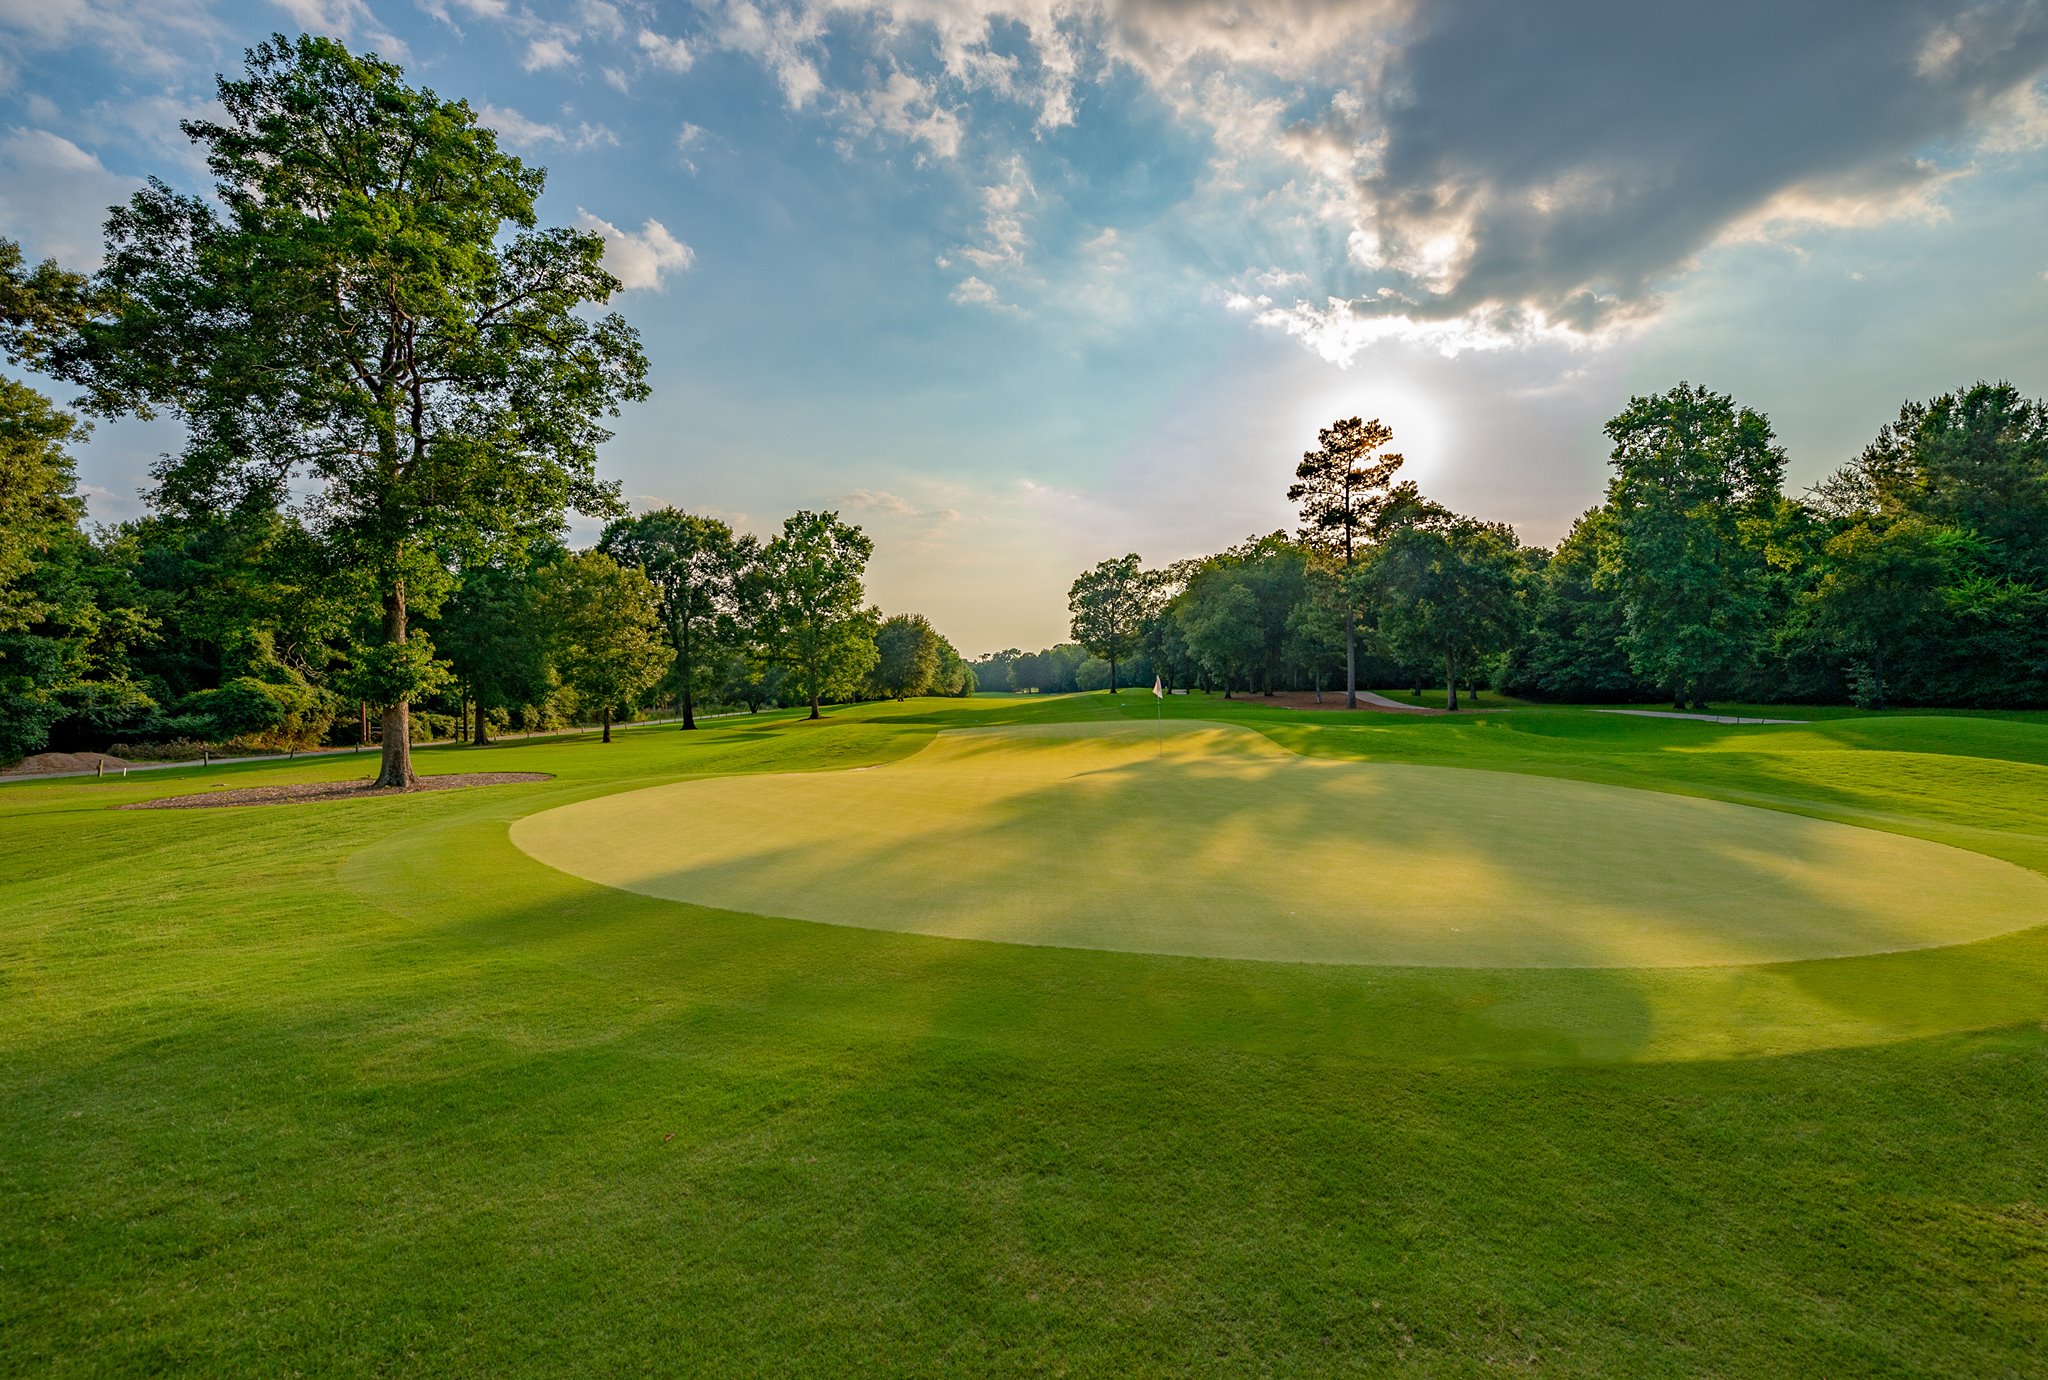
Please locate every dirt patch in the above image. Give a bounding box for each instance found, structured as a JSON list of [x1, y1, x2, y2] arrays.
[[3, 751, 137, 776], [120, 772, 553, 810]]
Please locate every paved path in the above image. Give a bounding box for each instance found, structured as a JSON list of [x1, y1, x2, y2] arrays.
[[1597, 709, 1806, 726], [1356, 690, 1442, 713]]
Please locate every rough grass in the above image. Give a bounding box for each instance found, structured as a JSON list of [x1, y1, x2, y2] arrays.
[[4, 693, 2047, 1377]]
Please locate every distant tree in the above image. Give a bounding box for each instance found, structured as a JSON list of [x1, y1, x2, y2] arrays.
[[968, 647, 1021, 693], [871, 613, 943, 699], [1799, 517, 1961, 709], [541, 551, 668, 742], [1361, 517, 1524, 710], [1600, 384, 1785, 709], [1510, 509, 1639, 702], [932, 635, 976, 696], [1177, 567, 1264, 696], [1284, 560, 1348, 701], [0, 378, 85, 637], [53, 35, 647, 787], [1819, 382, 2048, 572], [438, 550, 558, 745], [600, 509, 746, 730], [756, 511, 877, 719], [0, 238, 91, 371], [1288, 416, 1405, 708], [1067, 553, 1153, 693], [0, 379, 153, 759]]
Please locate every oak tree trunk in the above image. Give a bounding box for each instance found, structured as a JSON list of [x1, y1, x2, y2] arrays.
[[474, 700, 489, 746], [373, 581, 417, 789], [602, 706, 612, 743], [1445, 654, 1459, 712]]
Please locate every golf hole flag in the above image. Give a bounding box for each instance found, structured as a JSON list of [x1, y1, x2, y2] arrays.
[[1153, 676, 1164, 698]]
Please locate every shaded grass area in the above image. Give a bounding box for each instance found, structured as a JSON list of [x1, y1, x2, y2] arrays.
[[4, 695, 2048, 1376]]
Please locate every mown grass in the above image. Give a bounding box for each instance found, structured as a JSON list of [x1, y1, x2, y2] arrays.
[[4, 694, 2046, 1377]]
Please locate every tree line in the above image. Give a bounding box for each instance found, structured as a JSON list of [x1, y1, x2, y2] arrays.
[[1021, 382, 2047, 711], [0, 35, 968, 775]]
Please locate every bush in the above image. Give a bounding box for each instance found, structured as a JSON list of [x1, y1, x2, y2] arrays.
[[107, 738, 214, 762], [175, 668, 337, 751]]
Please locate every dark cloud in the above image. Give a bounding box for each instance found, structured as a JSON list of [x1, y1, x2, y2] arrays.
[[1346, 0, 2048, 328]]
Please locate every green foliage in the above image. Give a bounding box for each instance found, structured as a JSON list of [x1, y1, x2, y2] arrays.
[[1599, 382, 1786, 707], [1287, 417, 1406, 564], [541, 551, 669, 739], [600, 509, 749, 728], [870, 613, 943, 699], [0, 237, 92, 371], [755, 511, 877, 717], [932, 636, 975, 697], [54, 34, 647, 781], [1067, 553, 1153, 688], [0, 377, 87, 635], [0, 379, 154, 760], [1501, 509, 1638, 702], [435, 549, 559, 738], [1358, 518, 1525, 709], [333, 633, 452, 712], [178, 662, 336, 751]]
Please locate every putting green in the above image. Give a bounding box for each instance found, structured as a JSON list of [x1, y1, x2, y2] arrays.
[[509, 720, 2048, 968]]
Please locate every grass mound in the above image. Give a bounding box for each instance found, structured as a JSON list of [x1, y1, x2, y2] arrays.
[[511, 719, 2048, 968]]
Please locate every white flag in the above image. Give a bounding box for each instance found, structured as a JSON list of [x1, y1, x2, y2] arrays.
[[1153, 676, 1164, 699]]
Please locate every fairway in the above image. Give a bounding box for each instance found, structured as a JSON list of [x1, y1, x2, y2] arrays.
[[511, 719, 2048, 967]]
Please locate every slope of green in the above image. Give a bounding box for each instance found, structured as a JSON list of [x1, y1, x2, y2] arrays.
[[5, 694, 2047, 1376], [511, 719, 2048, 968]]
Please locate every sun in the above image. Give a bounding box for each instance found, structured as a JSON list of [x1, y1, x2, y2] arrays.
[[1294, 373, 1452, 487]]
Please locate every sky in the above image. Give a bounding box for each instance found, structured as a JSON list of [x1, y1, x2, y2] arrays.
[[3, 0, 2047, 653]]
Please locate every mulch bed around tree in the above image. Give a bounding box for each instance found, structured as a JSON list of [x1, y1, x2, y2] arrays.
[[120, 773, 554, 810]]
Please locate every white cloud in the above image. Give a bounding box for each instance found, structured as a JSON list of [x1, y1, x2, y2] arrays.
[[691, 1, 2048, 363], [0, 0, 213, 77], [477, 103, 616, 151], [950, 274, 1021, 314], [709, 0, 826, 109], [837, 70, 962, 161], [523, 35, 577, 71], [269, 0, 410, 59], [578, 0, 625, 40], [676, 121, 711, 171], [638, 28, 694, 73], [576, 209, 695, 291], [0, 127, 140, 266], [955, 156, 1034, 269]]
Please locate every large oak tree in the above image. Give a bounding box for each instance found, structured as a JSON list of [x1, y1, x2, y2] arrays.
[[56, 35, 647, 786]]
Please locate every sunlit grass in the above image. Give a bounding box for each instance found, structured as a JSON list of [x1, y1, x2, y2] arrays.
[[4, 694, 2046, 1375]]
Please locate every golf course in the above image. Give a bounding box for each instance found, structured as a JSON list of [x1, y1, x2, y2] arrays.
[[6, 691, 2047, 1375]]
